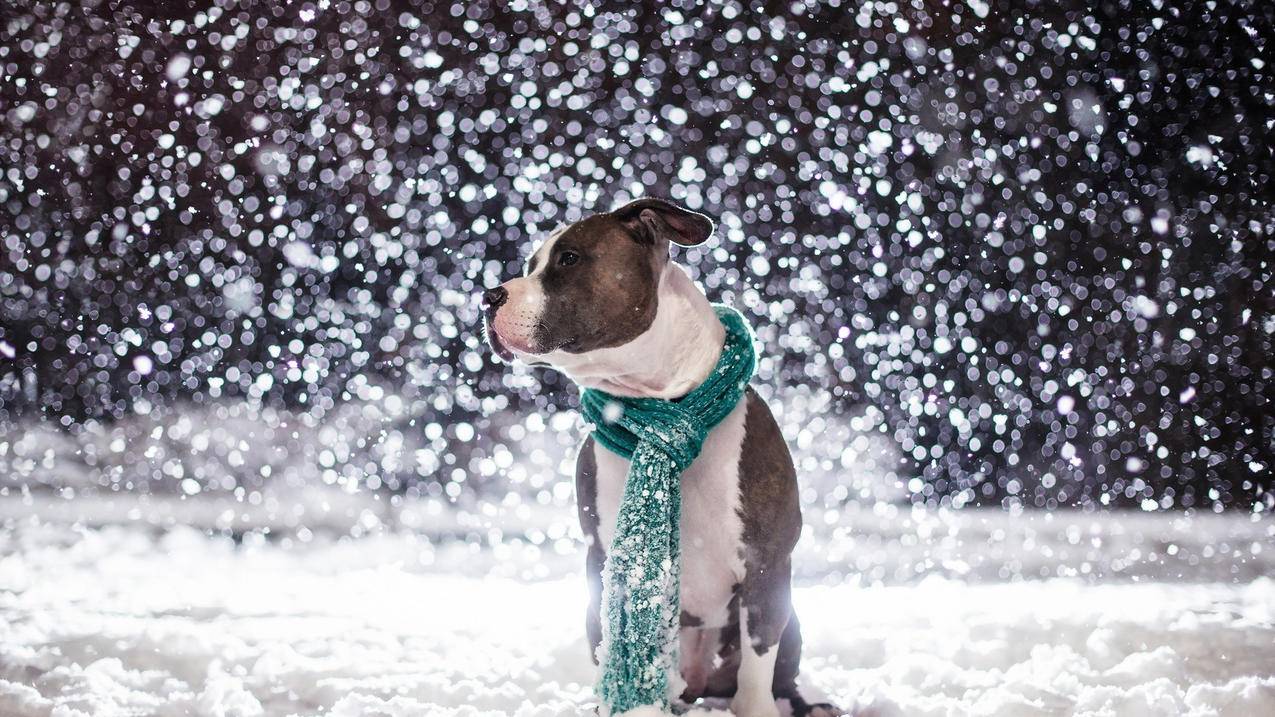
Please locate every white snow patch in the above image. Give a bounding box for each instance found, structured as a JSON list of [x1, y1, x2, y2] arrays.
[[1132, 294, 1160, 319], [1057, 395, 1075, 415], [865, 130, 893, 157], [166, 54, 192, 81], [1186, 145, 1216, 168], [133, 354, 154, 376], [0, 516, 1271, 717]]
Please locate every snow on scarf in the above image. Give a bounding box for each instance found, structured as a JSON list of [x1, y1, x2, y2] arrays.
[[578, 304, 757, 715]]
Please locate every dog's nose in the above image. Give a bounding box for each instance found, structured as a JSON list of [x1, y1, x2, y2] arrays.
[[482, 286, 508, 312]]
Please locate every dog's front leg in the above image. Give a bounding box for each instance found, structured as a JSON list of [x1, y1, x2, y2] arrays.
[[584, 536, 605, 663], [575, 436, 606, 664], [731, 558, 792, 717]]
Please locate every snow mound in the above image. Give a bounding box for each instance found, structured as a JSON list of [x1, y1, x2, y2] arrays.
[[0, 520, 1273, 716]]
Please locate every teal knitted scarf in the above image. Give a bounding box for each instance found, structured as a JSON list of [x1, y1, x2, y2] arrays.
[[579, 304, 758, 715]]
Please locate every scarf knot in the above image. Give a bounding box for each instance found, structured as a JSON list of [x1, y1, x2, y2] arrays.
[[616, 401, 705, 472], [578, 305, 757, 715]]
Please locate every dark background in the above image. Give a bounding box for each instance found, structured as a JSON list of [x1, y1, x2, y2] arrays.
[[1, 0, 1271, 511]]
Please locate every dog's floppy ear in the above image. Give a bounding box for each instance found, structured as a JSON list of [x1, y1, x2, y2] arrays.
[[613, 197, 714, 247]]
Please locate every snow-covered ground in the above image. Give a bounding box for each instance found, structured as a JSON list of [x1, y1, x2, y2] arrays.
[[1, 499, 1273, 717]]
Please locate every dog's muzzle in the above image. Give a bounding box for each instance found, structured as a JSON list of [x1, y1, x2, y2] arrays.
[[481, 286, 516, 361]]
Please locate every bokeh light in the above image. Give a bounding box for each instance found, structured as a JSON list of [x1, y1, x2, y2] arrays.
[[0, 1, 1271, 517]]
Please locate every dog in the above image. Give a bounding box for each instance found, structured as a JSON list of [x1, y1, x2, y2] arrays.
[[482, 198, 839, 717]]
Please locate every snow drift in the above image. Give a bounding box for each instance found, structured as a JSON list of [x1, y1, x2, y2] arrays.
[[0, 506, 1272, 717]]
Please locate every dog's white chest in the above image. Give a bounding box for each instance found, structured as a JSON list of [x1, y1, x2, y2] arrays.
[[590, 397, 748, 627]]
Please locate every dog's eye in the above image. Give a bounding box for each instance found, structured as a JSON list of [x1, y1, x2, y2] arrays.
[[558, 250, 581, 267]]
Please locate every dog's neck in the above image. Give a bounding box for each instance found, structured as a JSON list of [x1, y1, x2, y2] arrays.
[[547, 262, 725, 399]]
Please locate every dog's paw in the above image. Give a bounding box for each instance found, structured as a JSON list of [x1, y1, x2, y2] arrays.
[[782, 697, 846, 717]]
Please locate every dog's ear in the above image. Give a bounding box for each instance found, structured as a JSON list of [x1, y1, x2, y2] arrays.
[[613, 197, 714, 247]]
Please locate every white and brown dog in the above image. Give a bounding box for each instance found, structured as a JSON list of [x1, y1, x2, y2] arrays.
[[482, 198, 839, 717]]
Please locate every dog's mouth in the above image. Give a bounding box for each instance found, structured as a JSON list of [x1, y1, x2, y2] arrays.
[[482, 320, 516, 362], [482, 320, 578, 364]]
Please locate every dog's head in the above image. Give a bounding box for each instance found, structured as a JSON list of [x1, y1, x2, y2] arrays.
[[482, 198, 714, 364]]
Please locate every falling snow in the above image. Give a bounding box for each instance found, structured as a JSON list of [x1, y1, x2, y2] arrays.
[[0, 1, 1273, 715], [2, 2, 1270, 513]]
